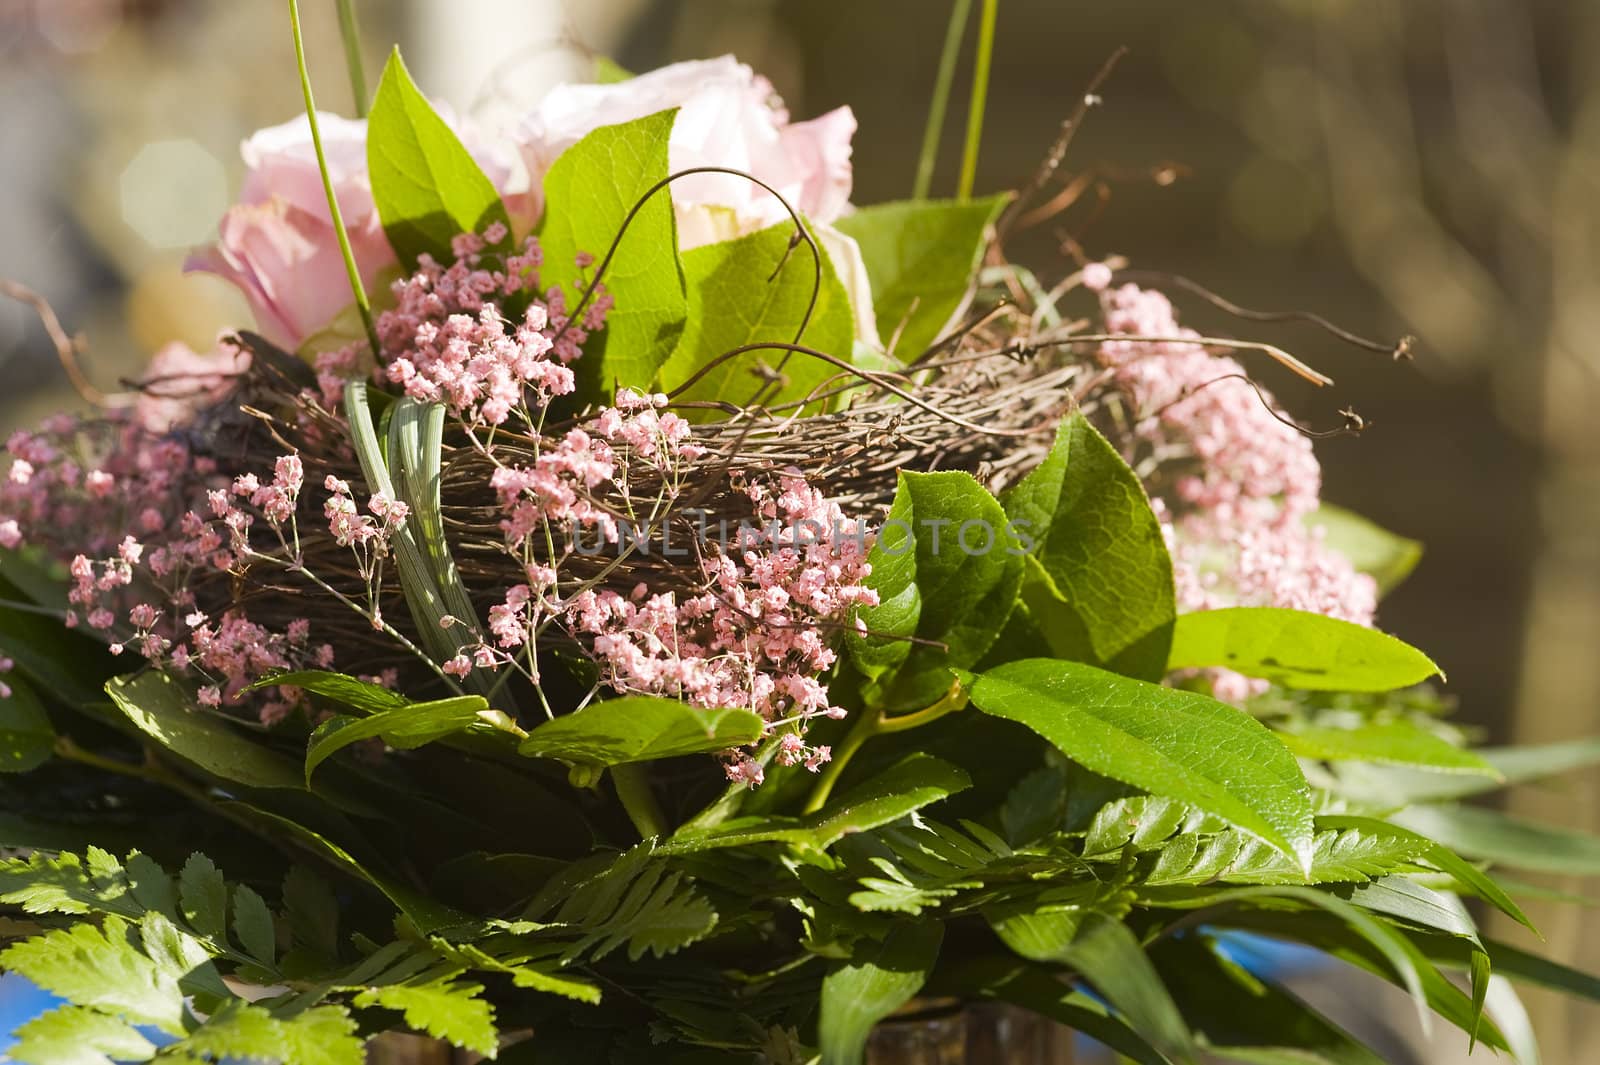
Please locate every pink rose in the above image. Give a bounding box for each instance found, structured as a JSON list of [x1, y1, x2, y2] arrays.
[[189, 111, 516, 350], [516, 56, 856, 249]]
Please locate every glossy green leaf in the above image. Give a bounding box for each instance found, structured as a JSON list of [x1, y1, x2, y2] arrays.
[[1334, 734, 1600, 805], [659, 220, 853, 414], [368, 48, 510, 265], [106, 672, 303, 791], [251, 669, 409, 714], [539, 109, 687, 399], [858, 471, 1025, 708], [833, 195, 1008, 359], [1004, 414, 1175, 680], [1168, 607, 1441, 692], [518, 696, 763, 768], [970, 659, 1314, 868], [665, 753, 970, 853], [1280, 720, 1494, 776], [1343, 875, 1481, 946], [1308, 504, 1422, 596], [304, 695, 488, 785], [0, 675, 54, 772], [1052, 912, 1196, 1063], [818, 921, 942, 1065], [846, 482, 920, 684]]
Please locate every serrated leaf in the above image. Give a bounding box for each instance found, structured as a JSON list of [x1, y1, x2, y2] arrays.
[[818, 921, 942, 1065], [9, 1004, 158, 1065], [1308, 504, 1422, 596], [1168, 607, 1441, 692], [0, 916, 187, 1035], [1142, 822, 1430, 887], [179, 853, 228, 941], [659, 220, 854, 414], [368, 48, 510, 265], [970, 659, 1314, 869], [1003, 414, 1175, 680], [278, 1005, 366, 1065], [518, 696, 764, 767], [107, 672, 303, 791], [232, 884, 277, 967], [355, 981, 499, 1056], [124, 853, 177, 920], [305, 696, 488, 784], [539, 109, 686, 400], [284, 866, 340, 959], [0, 675, 54, 772], [833, 195, 1008, 359], [183, 999, 282, 1059], [0, 851, 132, 918]]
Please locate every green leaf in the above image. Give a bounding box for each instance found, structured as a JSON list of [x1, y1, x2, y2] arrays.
[[1308, 504, 1422, 596], [232, 884, 277, 966], [1391, 803, 1600, 876], [0, 571, 118, 709], [845, 478, 920, 685], [284, 866, 341, 959], [1343, 875, 1481, 946], [305, 695, 488, 784], [833, 195, 1008, 359], [0, 916, 187, 1035], [276, 1006, 366, 1065], [253, 669, 409, 714], [355, 981, 499, 1056], [518, 696, 764, 768], [1279, 720, 1495, 775], [179, 852, 228, 942], [853, 471, 1024, 708], [534, 843, 718, 963], [368, 48, 510, 265], [659, 220, 854, 413], [970, 659, 1314, 869], [1003, 414, 1175, 680], [0, 675, 54, 772], [106, 672, 304, 790], [539, 109, 687, 399], [1167, 607, 1441, 692], [1140, 820, 1432, 888], [1333, 733, 1600, 805], [9, 1005, 158, 1065], [1052, 912, 1196, 1063], [818, 921, 942, 1065], [665, 752, 970, 853]]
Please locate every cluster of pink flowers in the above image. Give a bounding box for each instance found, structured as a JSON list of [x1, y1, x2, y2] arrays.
[[1085, 271, 1378, 698]]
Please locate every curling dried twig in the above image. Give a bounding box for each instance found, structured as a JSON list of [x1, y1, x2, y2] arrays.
[[0, 279, 134, 409]]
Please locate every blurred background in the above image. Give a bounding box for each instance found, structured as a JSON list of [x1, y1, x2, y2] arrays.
[[0, 0, 1595, 1060]]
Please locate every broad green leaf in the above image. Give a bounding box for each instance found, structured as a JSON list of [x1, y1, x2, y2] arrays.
[[354, 981, 499, 1057], [0, 915, 186, 1035], [833, 195, 1008, 359], [1333, 733, 1600, 805], [9, 1005, 158, 1065], [368, 49, 510, 265], [251, 669, 409, 714], [1168, 607, 1441, 692], [0, 675, 54, 772], [1342, 875, 1481, 945], [1391, 803, 1600, 876], [106, 672, 303, 791], [304, 696, 489, 784], [1004, 414, 1175, 680], [665, 753, 970, 853], [1051, 912, 1196, 1063], [659, 220, 854, 414], [858, 471, 1025, 709], [540, 109, 687, 399], [0, 572, 118, 709], [1280, 720, 1494, 775], [518, 696, 763, 767], [818, 921, 942, 1065], [970, 659, 1314, 868], [845, 482, 920, 683], [1308, 504, 1422, 596]]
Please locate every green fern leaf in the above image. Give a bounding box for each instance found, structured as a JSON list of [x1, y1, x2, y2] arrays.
[[178, 853, 228, 942], [0, 850, 139, 918], [355, 981, 499, 1056], [0, 916, 188, 1035], [9, 1005, 158, 1065], [231, 884, 277, 967]]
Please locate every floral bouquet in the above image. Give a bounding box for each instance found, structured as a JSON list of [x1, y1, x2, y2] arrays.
[[2, 5, 1597, 1064]]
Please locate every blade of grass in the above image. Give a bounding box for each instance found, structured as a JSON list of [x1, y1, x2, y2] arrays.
[[955, 0, 999, 201], [288, 0, 380, 355], [913, 0, 973, 199], [337, 0, 369, 118]]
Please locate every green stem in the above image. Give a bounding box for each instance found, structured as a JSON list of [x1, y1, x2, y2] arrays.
[[802, 679, 970, 815], [288, 0, 381, 357], [956, 0, 999, 201], [612, 763, 668, 840], [336, 0, 369, 118], [913, 0, 973, 200]]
